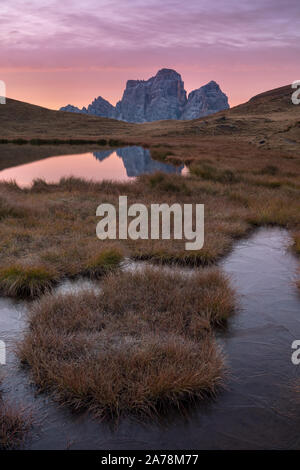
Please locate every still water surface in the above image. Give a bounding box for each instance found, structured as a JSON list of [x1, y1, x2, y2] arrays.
[[0, 146, 187, 186]]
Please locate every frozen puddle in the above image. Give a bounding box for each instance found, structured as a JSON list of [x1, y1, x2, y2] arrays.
[[0, 227, 300, 449], [55, 278, 100, 295]]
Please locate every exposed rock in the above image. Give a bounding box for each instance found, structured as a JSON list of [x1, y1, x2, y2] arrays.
[[115, 69, 187, 122], [60, 104, 87, 114], [60, 70, 229, 122], [181, 81, 229, 120]]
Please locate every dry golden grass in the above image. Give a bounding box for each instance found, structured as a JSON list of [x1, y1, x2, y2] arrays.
[[0, 265, 58, 299], [0, 84, 298, 299], [0, 159, 298, 300], [84, 248, 124, 278], [293, 233, 300, 290], [292, 232, 300, 256], [0, 86, 299, 174], [0, 143, 115, 172], [18, 268, 235, 418]]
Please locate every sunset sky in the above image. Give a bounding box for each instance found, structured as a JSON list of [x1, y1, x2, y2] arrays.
[[1, 0, 299, 110]]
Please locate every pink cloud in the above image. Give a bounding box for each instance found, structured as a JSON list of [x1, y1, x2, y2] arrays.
[[0, 0, 299, 109]]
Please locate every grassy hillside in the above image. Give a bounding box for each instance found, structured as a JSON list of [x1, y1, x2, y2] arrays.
[[0, 84, 299, 161]]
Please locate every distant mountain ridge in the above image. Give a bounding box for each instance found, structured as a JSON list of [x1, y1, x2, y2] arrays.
[[60, 68, 229, 122]]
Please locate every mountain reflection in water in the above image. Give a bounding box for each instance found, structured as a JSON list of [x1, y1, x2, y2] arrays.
[[0, 146, 186, 186], [93, 146, 185, 177]]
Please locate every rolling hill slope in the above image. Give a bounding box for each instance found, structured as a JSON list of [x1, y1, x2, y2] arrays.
[[0, 84, 299, 159]]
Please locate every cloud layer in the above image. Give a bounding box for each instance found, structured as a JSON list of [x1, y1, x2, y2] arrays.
[[1, 0, 299, 108]]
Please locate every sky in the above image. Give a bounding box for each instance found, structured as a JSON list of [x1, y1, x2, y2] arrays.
[[0, 0, 299, 109]]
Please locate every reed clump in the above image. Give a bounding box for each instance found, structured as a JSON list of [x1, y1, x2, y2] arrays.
[[18, 268, 235, 418]]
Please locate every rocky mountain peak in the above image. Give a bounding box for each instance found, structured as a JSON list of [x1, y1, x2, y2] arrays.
[[182, 81, 229, 120], [155, 68, 182, 80], [60, 69, 229, 122]]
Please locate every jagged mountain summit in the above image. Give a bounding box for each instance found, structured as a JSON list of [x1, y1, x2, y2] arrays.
[[181, 81, 230, 120], [115, 69, 187, 122], [59, 68, 229, 122], [93, 146, 184, 177], [60, 96, 115, 118]]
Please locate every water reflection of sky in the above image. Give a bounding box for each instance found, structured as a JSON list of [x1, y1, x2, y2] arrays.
[[0, 146, 187, 187], [1, 228, 300, 449]]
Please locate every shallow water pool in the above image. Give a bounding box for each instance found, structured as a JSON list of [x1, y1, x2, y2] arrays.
[[0, 146, 187, 187], [0, 228, 300, 449]]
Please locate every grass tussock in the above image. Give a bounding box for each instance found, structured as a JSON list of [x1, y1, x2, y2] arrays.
[[142, 172, 191, 195], [0, 138, 110, 146], [132, 245, 221, 266], [0, 196, 30, 219], [0, 133, 299, 300], [293, 233, 300, 291], [190, 163, 240, 184], [0, 264, 58, 298], [0, 375, 32, 449], [259, 165, 279, 176], [150, 147, 175, 162], [18, 268, 235, 418], [84, 248, 124, 278], [0, 402, 32, 449], [292, 233, 300, 256]]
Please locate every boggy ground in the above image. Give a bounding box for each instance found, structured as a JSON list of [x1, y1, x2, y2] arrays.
[[0, 152, 299, 297], [0, 83, 299, 298], [0, 83, 299, 419], [18, 268, 235, 418]]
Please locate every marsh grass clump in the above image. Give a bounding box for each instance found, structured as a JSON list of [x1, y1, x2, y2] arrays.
[[253, 179, 282, 189], [0, 144, 298, 300], [29, 138, 107, 145], [108, 138, 127, 147], [84, 248, 124, 278], [18, 268, 235, 419], [292, 233, 300, 256], [244, 190, 300, 228], [11, 138, 27, 145], [0, 196, 28, 219], [190, 164, 240, 184], [293, 234, 300, 291], [0, 402, 32, 449], [150, 147, 175, 162], [132, 247, 219, 266], [0, 265, 58, 298], [260, 165, 279, 175]]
